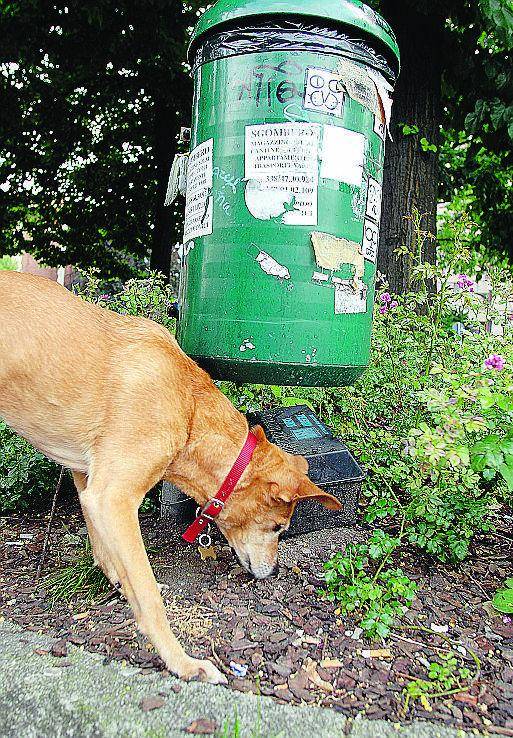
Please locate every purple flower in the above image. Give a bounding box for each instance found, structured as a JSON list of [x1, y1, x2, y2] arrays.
[[457, 274, 474, 292], [378, 294, 398, 316], [484, 354, 506, 371]]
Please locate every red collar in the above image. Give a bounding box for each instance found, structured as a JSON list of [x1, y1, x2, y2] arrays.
[[182, 431, 258, 544]]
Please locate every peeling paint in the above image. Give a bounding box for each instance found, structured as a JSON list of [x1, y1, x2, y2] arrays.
[[311, 232, 365, 290], [178, 240, 195, 260], [256, 251, 291, 280], [312, 271, 330, 284], [240, 339, 256, 353]]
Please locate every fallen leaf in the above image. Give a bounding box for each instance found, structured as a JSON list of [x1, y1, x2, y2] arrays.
[[33, 649, 49, 656], [361, 649, 392, 659], [184, 718, 217, 734], [302, 636, 321, 645], [140, 696, 165, 712], [320, 658, 344, 669], [73, 612, 89, 621], [420, 694, 432, 712], [430, 623, 449, 634]]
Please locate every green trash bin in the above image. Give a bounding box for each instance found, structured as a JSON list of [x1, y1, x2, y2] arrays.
[[177, 0, 400, 387]]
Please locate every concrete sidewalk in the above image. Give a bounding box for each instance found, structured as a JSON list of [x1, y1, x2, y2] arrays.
[[0, 619, 480, 738]]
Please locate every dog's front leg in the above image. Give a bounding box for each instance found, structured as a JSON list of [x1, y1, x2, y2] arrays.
[[79, 473, 227, 685]]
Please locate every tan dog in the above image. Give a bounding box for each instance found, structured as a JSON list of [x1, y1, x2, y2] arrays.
[[0, 272, 341, 684]]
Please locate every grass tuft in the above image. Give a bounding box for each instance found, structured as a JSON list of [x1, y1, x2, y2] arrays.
[[44, 541, 111, 603]]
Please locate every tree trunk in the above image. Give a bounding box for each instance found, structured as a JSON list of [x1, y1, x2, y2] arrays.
[[378, 2, 445, 293]]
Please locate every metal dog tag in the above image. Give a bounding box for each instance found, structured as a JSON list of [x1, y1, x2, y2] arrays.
[[197, 532, 217, 561]]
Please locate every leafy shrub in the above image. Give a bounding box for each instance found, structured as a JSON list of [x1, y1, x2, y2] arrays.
[[0, 420, 61, 514], [73, 268, 176, 330]]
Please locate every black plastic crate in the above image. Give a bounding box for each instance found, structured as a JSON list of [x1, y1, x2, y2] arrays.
[[247, 405, 363, 536]]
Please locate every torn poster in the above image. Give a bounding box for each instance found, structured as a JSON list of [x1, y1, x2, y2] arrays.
[[368, 69, 394, 139], [334, 278, 368, 315], [366, 177, 383, 224], [245, 180, 295, 221], [320, 126, 365, 186], [183, 138, 213, 242], [244, 123, 321, 225], [311, 231, 365, 290], [303, 67, 345, 118], [335, 58, 381, 118], [165, 153, 188, 206], [256, 251, 291, 280], [374, 115, 386, 141], [363, 219, 380, 263]]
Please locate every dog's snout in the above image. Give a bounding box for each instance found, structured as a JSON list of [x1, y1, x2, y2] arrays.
[[270, 563, 280, 577]]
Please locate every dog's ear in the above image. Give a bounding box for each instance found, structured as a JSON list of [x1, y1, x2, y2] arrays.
[[270, 477, 342, 511]]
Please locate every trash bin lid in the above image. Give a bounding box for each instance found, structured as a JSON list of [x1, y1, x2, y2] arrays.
[[189, 0, 400, 69]]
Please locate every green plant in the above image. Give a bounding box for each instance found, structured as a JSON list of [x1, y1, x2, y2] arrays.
[[0, 255, 17, 270], [403, 650, 474, 713], [74, 268, 176, 330], [420, 137, 438, 153], [323, 531, 417, 639], [492, 578, 513, 613], [44, 541, 111, 603], [401, 123, 420, 136], [0, 420, 61, 514]]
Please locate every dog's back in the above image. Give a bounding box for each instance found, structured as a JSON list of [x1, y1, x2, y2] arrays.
[[0, 272, 191, 470]]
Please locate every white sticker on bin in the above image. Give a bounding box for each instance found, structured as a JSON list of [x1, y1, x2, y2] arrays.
[[363, 219, 380, 264], [244, 123, 321, 226], [366, 177, 383, 223], [303, 67, 345, 118], [320, 126, 365, 187], [183, 138, 213, 242]]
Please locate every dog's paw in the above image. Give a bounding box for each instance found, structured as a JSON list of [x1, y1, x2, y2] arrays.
[[179, 658, 228, 685]]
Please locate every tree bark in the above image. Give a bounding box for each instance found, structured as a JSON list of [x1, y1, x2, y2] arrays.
[[378, 2, 445, 293]]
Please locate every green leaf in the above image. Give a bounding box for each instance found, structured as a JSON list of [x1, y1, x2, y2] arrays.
[[498, 462, 513, 491], [492, 588, 513, 614]]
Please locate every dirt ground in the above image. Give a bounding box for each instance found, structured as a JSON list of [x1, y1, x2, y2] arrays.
[[1, 503, 512, 734]]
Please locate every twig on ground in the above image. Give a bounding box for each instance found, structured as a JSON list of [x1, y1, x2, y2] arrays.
[[35, 466, 65, 581]]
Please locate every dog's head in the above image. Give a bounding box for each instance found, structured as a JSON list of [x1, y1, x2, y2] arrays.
[[216, 426, 342, 579]]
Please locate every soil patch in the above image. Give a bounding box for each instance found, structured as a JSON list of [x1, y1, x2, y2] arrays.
[[1, 504, 512, 733]]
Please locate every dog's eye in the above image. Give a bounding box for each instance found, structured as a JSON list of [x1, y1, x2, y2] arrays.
[[273, 524, 284, 533]]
